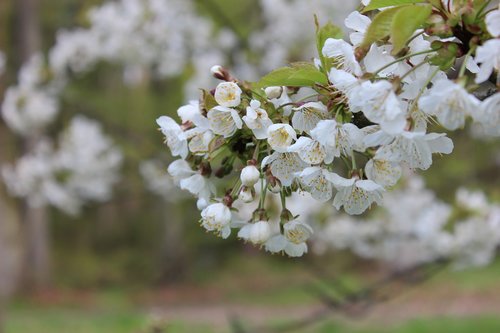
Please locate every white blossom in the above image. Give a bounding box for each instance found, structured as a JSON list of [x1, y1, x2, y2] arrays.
[[288, 137, 327, 165], [419, 79, 480, 130], [167, 159, 215, 202], [295, 167, 334, 202], [471, 93, 500, 137], [1, 86, 59, 136], [310, 119, 364, 160], [207, 106, 243, 138], [350, 80, 407, 135], [238, 221, 272, 244], [156, 116, 188, 159], [243, 100, 273, 139], [214, 82, 242, 107], [267, 123, 297, 152], [262, 152, 309, 187], [265, 220, 313, 257], [474, 39, 500, 84], [368, 130, 454, 170], [326, 173, 384, 215], [365, 158, 402, 187], [2, 116, 122, 215], [344, 11, 371, 46], [291, 102, 329, 134], [485, 9, 500, 37], [322, 38, 362, 76]]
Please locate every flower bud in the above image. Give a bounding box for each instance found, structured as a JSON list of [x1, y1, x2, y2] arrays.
[[196, 198, 208, 210], [238, 186, 255, 203], [240, 165, 260, 186], [249, 221, 271, 244], [210, 65, 231, 81], [200, 203, 232, 238], [264, 86, 283, 99]]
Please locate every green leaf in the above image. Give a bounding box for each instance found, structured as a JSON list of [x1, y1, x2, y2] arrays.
[[361, 6, 403, 48], [315, 17, 343, 72], [201, 89, 218, 111], [254, 62, 328, 88], [363, 0, 425, 12], [391, 4, 432, 54]]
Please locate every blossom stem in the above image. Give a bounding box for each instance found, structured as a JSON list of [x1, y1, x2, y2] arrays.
[[230, 178, 242, 197], [476, 0, 493, 19], [252, 142, 260, 160], [259, 176, 268, 209], [350, 151, 357, 170], [372, 49, 436, 78], [405, 30, 425, 46], [340, 156, 351, 170], [276, 94, 320, 111], [280, 189, 286, 210], [411, 67, 440, 110], [399, 60, 427, 81]]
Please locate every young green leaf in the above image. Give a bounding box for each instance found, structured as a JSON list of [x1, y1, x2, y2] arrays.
[[315, 18, 343, 72], [391, 4, 432, 54], [363, 0, 425, 12], [361, 6, 403, 48], [202, 89, 218, 111], [254, 62, 328, 88]]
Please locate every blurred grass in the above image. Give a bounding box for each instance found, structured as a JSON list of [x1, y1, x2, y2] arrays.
[[6, 307, 500, 333], [7, 258, 500, 333], [6, 306, 147, 333]]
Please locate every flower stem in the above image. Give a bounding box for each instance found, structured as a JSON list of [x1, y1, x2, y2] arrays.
[[258, 176, 268, 210], [351, 151, 357, 170], [476, 0, 493, 19], [411, 67, 440, 111], [372, 49, 436, 78], [280, 189, 286, 210], [399, 60, 427, 81]]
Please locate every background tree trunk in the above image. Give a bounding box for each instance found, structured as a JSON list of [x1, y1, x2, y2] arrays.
[[14, 0, 52, 291], [0, 190, 23, 333], [0, 3, 23, 331], [160, 203, 187, 283]]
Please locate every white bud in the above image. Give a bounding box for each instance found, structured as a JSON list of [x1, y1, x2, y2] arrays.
[[200, 203, 232, 238], [240, 165, 260, 186], [249, 221, 271, 244], [210, 65, 223, 76], [238, 186, 254, 203], [196, 198, 208, 210], [264, 86, 283, 99]]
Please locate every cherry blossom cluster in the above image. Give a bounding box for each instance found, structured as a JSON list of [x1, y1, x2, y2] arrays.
[[157, 1, 499, 257], [247, 0, 358, 73], [315, 176, 500, 269], [49, 0, 237, 97], [0, 50, 123, 215], [2, 116, 122, 215]]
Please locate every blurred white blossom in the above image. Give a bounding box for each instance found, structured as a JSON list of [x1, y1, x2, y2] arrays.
[[2, 116, 122, 215]]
